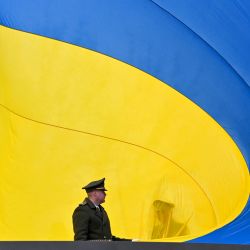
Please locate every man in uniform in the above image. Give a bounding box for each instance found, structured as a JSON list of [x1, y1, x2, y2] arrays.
[[72, 178, 130, 241]]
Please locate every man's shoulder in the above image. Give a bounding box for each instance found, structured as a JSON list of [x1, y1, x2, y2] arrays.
[[74, 200, 89, 212], [80, 200, 88, 206]]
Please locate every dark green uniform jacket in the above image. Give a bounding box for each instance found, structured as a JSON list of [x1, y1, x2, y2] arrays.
[[73, 198, 112, 240], [73, 198, 130, 241]]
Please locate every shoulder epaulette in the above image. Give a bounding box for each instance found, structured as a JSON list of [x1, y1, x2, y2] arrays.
[[79, 200, 87, 206]]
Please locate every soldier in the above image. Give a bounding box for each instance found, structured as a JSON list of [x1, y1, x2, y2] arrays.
[[72, 178, 131, 241]]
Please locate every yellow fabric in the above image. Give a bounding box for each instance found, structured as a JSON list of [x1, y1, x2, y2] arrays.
[[0, 26, 249, 241]]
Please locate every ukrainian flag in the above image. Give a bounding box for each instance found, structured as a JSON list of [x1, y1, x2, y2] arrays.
[[0, 0, 249, 243]]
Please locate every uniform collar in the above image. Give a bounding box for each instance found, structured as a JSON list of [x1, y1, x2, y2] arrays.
[[84, 197, 102, 210]]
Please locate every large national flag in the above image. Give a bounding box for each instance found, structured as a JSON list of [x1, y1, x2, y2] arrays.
[[0, 0, 249, 243]]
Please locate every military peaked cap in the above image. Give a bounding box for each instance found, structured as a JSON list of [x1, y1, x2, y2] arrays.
[[82, 178, 107, 193]]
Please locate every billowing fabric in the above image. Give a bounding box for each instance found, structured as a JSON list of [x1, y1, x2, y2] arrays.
[[0, 0, 249, 244]]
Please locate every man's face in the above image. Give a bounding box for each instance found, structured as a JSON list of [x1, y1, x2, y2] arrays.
[[95, 190, 106, 204]]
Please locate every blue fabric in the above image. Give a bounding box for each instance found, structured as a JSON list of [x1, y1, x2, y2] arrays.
[[152, 0, 250, 88], [151, 1, 250, 243], [1, 0, 249, 168], [0, 0, 249, 244]]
